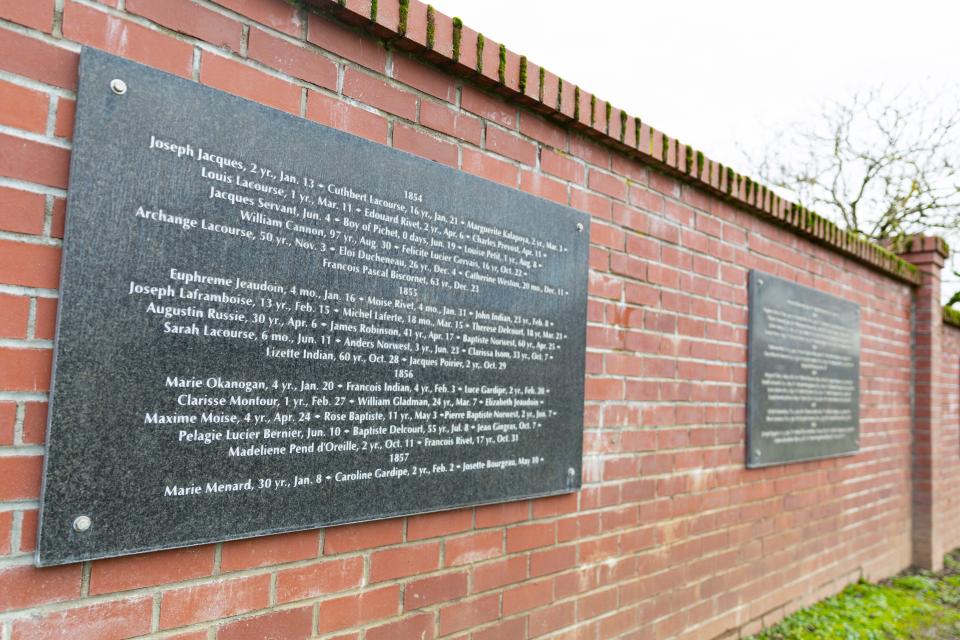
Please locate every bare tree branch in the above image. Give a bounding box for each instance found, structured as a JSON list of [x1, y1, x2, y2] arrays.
[[747, 86, 960, 246]]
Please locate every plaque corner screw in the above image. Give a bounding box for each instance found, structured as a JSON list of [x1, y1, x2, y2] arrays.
[[575, 222, 584, 233], [754, 449, 762, 457], [110, 78, 127, 95], [73, 515, 92, 532], [567, 467, 576, 477]]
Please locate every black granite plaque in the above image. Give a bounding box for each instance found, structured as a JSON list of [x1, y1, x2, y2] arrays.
[[746, 270, 860, 467], [37, 49, 590, 566]]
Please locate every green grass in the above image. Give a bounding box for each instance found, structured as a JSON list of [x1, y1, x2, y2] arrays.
[[751, 551, 960, 639]]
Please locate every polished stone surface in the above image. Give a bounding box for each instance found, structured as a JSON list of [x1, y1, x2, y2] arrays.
[[38, 49, 589, 565], [746, 270, 860, 468]]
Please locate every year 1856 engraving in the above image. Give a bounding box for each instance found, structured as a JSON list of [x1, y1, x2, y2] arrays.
[[37, 49, 589, 565]]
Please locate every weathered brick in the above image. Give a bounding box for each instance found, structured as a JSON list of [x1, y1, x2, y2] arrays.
[[0, 294, 29, 339], [159, 574, 271, 629], [275, 556, 364, 603], [217, 606, 313, 640], [0, 563, 81, 612], [472, 555, 527, 593], [407, 508, 473, 540], [11, 597, 152, 640], [215, 0, 303, 36], [438, 593, 499, 635], [461, 147, 517, 187], [127, 0, 243, 51], [248, 28, 338, 89], [445, 529, 503, 567], [485, 125, 536, 165], [220, 529, 319, 572], [365, 612, 434, 640], [318, 584, 399, 633], [394, 123, 458, 167], [200, 52, 301, 115], [308, 12, 386, 72], [90, 545, 215, 594], [404, 571, 468, 609], [0, 134, 70, 190], [0, 27, 78, 89], [461, 86, 516, 128], [63, 0, 194, 78], [306, 90, 389, 144], [343, 68, 418, 120], [0, 80, 48, 134], [53, 98, 76, 139], [0, 0, 55, 32], [506, 522, 555, 553], [393, 54, 457, 102], [369, 541, 440, 582]]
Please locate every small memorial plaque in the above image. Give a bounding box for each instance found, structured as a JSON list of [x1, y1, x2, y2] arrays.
[[746, 270, 860, 467], [37, 49, 590, 565]]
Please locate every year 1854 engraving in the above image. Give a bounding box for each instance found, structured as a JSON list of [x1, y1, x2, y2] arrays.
[[37, 49, 589, 565]]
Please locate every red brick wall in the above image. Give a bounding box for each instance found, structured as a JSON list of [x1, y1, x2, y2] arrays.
[[0, 1, 935, 638], [940, 323, 960, 558]]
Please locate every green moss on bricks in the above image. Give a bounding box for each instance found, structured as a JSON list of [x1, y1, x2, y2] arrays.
[[684, 145, 693, 173], [370, 0, 377, 21], [944, 306, 960, 328], [538, 66, 545, 101], [696, 150, 705, 178], [337, 0, 345, 6], [726, 167, 734, 194], [518, 56, 527, 93], [397, 0, 409, 35], [619, 111, 627, 143], [661, 133, 669, 164], [634, 117, 641, 148], [425, 5, 435, 49], [497, 44, 506, 83], [605, 101, 612, 135], [872, 244, 920, 283], [476, 33, 484, 73], [451, 17, 462, 62], [590, 94, 597, 127], [573, 86, 580, 120], [556, 78, 563, 110]]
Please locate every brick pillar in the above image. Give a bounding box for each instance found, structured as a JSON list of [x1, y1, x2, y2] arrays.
[[898, 236, 949, 570]]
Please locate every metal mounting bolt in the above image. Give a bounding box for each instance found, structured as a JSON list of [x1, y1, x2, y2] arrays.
[[110, 78, 127, 95], [576, 222, 584, 233], [567, 467, 576, 477], [73, 515, 92, 532]]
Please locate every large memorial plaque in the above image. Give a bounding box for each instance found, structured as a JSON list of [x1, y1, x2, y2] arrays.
[[37, 49, 589, 565], [746, 271, 860, 467]]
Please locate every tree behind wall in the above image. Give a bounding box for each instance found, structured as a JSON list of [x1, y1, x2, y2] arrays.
[[751, 86, 960, 243]]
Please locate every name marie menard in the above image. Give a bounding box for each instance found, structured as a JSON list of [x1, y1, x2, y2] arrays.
[[164, 479, 255, 496]]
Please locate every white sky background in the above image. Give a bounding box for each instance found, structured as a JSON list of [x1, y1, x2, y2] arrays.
[[428, 0, 960, 296]]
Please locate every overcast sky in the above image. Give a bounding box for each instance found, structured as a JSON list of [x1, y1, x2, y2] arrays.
[[428, 0, 960, 293]]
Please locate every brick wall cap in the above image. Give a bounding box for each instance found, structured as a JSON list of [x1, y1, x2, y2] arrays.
[[306, 0, 921, 285], [886, 234, 951, 259]]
